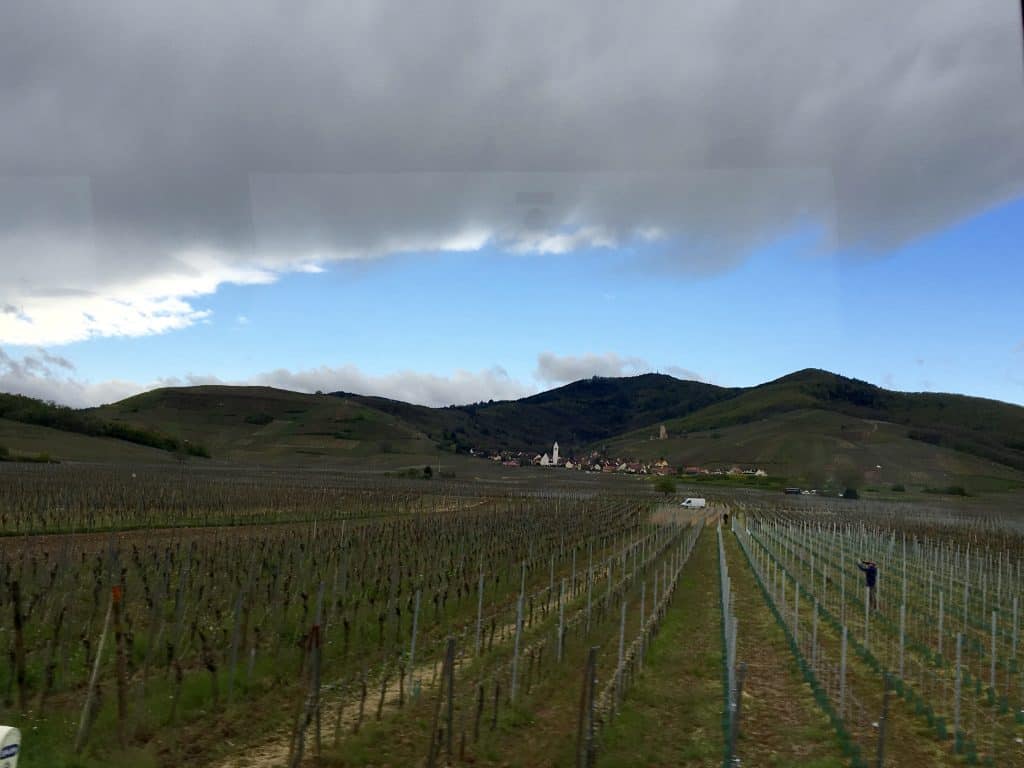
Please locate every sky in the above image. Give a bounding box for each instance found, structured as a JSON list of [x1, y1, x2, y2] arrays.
[[1, 1, 1023, 408]]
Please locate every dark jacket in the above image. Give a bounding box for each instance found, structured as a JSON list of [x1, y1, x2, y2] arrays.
[[857, 562, 878, 587]]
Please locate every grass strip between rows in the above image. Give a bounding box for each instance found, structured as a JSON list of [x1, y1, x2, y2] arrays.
[[732, 523, 867, 768]]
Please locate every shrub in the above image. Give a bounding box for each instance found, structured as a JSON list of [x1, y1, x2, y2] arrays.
[[841, 487, 860, 500], [924, 485, 969, 496], [891, 483, 905, 492], [653, 476, 677, 495]]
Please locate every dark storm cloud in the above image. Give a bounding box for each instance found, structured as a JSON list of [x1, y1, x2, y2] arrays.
[[1, 0, 1023, 344]]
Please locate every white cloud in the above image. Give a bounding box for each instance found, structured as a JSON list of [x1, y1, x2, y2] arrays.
[[0, 347, 141, 407], [1, 349, 706, 408], [664, 365, 706, 383], [0, 236, 282, 345], [535, 351, 705, 385], [0, 347, 534, 408], [507, 226, 617, 255], [535, 352, 649, 383], [251, 364, 531, 406]]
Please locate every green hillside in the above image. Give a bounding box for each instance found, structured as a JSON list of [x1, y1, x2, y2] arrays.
[[90, 386, 442, 466], [0, 391, 208, 458], [642, 369, 1024, 472], [0, 417, 179, 463], [3, 369, 1023, 490], [602, 408, 1024, 493]]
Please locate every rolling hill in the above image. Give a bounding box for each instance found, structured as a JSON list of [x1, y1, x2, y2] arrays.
[[89, 386, 440, 466], [2, 369, 1023, 491], [629, 369, 1024, 472], [337, 374, 740, 455]]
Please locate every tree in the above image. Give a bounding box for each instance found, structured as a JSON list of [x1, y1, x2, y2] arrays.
[[654, 476, 677, 496], [423, 465, 433, 480]]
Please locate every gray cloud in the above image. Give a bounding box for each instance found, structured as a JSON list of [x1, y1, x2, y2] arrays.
[[535, 352, 704, 385], [536, 352, 648, 383], [0, 347, 139, 405], [664, 366, 706, 383], [1, 1, 1023, 344]]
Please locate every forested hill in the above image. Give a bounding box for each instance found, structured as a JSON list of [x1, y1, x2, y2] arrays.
[[337, 373, 740, 454]]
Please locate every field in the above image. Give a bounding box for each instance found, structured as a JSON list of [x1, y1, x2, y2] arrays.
[[1, 460, 1023, 767]]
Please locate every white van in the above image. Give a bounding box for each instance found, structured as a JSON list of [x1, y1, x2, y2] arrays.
[[679, 497, 706, 509]]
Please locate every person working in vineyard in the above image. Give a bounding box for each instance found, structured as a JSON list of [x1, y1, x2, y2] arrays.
[[857, 559, 878, 609]]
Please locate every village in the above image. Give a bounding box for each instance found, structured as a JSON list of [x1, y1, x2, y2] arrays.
[[469, 434, 770, 478]]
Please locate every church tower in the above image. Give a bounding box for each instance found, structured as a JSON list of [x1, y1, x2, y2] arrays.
[[552, 441, 559, 465]]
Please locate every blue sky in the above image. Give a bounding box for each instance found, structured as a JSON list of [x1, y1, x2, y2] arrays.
[[9, 193, 1020, 407]]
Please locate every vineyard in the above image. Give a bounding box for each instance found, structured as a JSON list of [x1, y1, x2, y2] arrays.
[[0, 461, 1022, 766]]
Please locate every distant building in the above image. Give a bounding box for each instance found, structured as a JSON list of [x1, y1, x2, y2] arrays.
[[552, 441, 560, 465], [540, 452, 551, 467], [659, 424, 668, 440]]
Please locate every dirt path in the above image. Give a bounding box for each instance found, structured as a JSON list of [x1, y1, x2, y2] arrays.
[[596, 526, 723, 767], [722, 532, 848, 767], [213, 587, 579, 766], [212, 655, 445, 768], [742, 534, 963, 767]]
